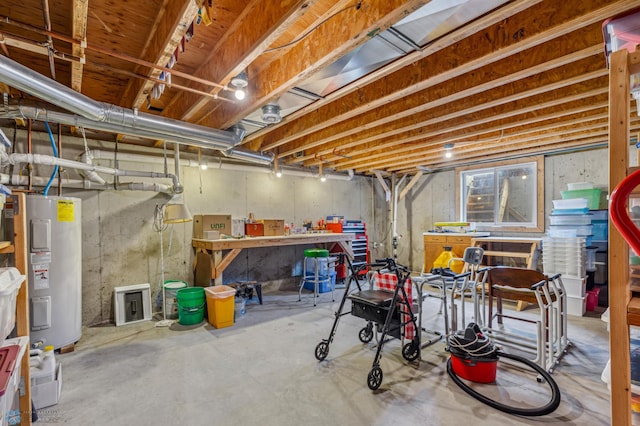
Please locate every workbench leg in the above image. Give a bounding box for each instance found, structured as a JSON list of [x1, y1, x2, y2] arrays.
[[213, 250, 223, 285]]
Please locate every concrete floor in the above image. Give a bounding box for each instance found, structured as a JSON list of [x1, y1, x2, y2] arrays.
[[41, 287, 614, 425]]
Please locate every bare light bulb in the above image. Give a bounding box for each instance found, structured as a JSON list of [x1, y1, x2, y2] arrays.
[[234, 89, 246, 100], [276, 171, 282, 178], [320, 176, 327, 182], [445, 151, 453, 159], [200, 164, 208, 171]]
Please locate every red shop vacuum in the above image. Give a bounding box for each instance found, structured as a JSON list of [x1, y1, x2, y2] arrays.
[[448, 323, 498, 383], [446, 322, 561, 416]]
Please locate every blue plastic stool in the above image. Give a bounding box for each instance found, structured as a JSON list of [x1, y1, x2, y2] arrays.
[[298, 249, 335, 306]]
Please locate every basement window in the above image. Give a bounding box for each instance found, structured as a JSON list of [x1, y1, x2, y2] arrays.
[[456, 156, 544, 232]]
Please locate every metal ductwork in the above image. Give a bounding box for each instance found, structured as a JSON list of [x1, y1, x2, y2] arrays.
[[0, 55, 273, 165]]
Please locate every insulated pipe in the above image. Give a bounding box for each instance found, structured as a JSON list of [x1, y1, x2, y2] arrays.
[[8, 153, 182, 192], [0, 56, 272, 160], [0, 104, 273, 165]]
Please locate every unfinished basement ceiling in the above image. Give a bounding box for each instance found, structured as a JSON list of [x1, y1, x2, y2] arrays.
[[0, 0, 638, 177]]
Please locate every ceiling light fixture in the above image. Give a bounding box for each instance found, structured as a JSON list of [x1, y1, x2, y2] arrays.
[[230, 70, 248, 101], [444, 143, 454, 159], [262, 103, 282, 124]]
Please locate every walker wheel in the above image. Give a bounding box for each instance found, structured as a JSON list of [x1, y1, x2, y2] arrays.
[[358, 325, 374, 343], [402, 340, 420, 362], [367, 366, 383, 390], [315, 341, 329, 361]]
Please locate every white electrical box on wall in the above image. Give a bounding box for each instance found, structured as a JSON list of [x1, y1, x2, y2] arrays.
[[113, 284, 152, 326]]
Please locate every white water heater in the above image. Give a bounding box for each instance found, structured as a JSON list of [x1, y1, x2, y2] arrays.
[[27, 196, 82, 349]]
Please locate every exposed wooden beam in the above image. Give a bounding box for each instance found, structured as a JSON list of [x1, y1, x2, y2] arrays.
[[369, 114, 640, 173], [290, 41, 604, 164], [242, 0, 538, 148], [0, 32, 80, 62], [120, 0, 199, 109], [330, 85, 610, 172], [332, 106, 611, 171], [381, 118, 626, 172], [249, 0, 637, 153], [70, 0, 88, 91], [292, 67, 609, 167], [192, 0, 429, 129], [161, 0, 326, 123]]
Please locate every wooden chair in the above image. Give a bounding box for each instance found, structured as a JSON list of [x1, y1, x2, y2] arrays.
[[486, 266, 567, 373]]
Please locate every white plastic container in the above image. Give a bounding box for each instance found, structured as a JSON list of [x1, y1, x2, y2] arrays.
[[30, 344, 61, 410], [552, 198, 589, 210], [549, 215, 592, 225], [0, 268, 24, 344], [30, 345, 56, 385], [567, 182, 594, 190], [567, 295, 586, 316]]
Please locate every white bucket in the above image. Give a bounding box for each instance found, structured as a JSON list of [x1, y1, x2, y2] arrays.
[[164, 280, 188, 319]]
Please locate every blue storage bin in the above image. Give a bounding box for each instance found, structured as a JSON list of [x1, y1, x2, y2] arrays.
[[592, 221, 608, 241]]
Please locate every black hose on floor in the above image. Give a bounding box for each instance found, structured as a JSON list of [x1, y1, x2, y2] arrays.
[[446, 351, 561, 416]]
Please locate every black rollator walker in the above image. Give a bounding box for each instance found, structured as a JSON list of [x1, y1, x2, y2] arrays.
[[314, 254, 420, 390]]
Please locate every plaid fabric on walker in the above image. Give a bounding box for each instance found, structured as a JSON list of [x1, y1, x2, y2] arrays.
[[372, 272, 414, 340]]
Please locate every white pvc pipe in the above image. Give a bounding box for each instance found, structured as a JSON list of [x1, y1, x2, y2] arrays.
[[0, 173, 172, 193], [90, 149, 354, 181], [9, 152, 181, 191], [80, 151, 107, 185]]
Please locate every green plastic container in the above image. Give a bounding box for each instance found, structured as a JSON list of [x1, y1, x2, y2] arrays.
[[560, 188, 601, 210], [176, 287, 205, 325]]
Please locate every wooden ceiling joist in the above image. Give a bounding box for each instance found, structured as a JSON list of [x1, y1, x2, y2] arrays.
[[291, 43, 606, 165], [328, 106, 612, 171], [119, 0, 199, 109], [249, 0, 631, 154], [330, 86, 610, 172], [192, 0, 429, 130], [70, 0, 88, 92], [291, 68, 610, 166], [161, 0, 326, 123]]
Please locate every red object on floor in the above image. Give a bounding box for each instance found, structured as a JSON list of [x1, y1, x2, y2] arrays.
[[450, 354, 497, 383], [586, 288, 601, 311], [0, 344, 19, 396]]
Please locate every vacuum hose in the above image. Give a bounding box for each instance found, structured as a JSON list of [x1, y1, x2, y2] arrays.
[[447, 350, 561, 416]]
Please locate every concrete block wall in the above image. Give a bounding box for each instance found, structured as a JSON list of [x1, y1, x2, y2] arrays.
[[390, 148, 611, 274]]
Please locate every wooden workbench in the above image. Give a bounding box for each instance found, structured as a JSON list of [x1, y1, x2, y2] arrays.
[[193, 233, 355, 286]]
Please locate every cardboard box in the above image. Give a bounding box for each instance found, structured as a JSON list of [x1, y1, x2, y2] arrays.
[[245, 223, 264, 237], [193, 215, 232, 238], [260, 219, 285, 236]]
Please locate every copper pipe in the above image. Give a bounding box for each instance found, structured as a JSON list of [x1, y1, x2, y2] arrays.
[[27, 119, 32, 191], [0, 14, 235, 92], [57, 123, 62, 196], [89, 62, 235, 103], [0, 29, 81, 62]]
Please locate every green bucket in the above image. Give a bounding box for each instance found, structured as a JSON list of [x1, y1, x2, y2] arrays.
[[176, 287, 205, 325]]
